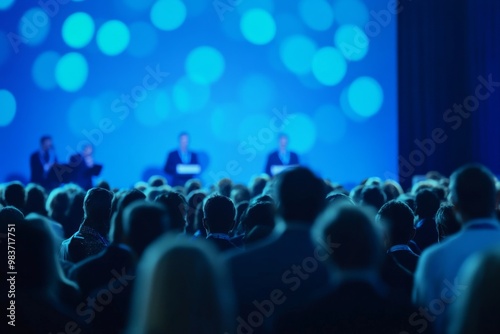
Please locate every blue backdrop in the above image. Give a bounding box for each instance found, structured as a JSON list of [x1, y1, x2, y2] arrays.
[[0, 0, 397, 188]]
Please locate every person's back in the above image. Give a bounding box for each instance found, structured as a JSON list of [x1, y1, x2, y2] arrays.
[[203, 194, 239, 252], [275, 206, 415, 334], [225, 167, 329, 333], [413, 164, 500, 333], [60, 187, 113, 263], [413, 189, 440, 250]]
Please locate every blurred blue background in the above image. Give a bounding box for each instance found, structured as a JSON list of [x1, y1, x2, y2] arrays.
[[0, 0, 397, 188]]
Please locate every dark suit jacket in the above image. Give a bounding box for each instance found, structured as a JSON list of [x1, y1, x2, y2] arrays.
[[381, 248, 420, 303], [275, 280, 419, 334], [60, 225, 109, 263], [265, 151, 299, 176], [164, 150, 199, 186], [413, 218, 439, 251], [30, 150, 59, 190], [206, 235, 239, 252], [69, 154, 103, 190], [225, 224, 330, 333]]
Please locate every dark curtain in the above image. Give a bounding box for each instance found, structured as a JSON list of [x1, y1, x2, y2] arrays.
[[398, 0, 500, 189]]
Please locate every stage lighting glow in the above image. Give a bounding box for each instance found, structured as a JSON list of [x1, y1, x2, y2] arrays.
[[96, 20, 130, 56], [185, 46, 225, 85], [18, 8, 51, 46], [184, 0, 209, 17], [62, 12, 94, 48], [236, 0, 274, 14], [238, 113, 271, 142], [150, 0, 186, 31], [335, 24, 369, 61], [0, 89, 16, 127], [55, 52, 88, 92], [280, 35, 317, 75], [238, 74, 275, 112], [123, 0, 155, 11], [333, 0, 369, 27], [0, 0, 14, 10], [172, 77, 210, 112], [240, 9, 276, 45], [348, 77, 384, 117], [313, 105, 347, 144], [127, 21, 158, 58], [67, 97, 101, 135], [299, 0, 334, 31], [134, 90, 170, 127], [311, 47, 347, 86], [32, 51, 59, 90], [282, 113, 316, 154], [211, 104, 241, 142]]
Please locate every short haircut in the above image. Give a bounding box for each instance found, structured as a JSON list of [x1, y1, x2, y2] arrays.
[[326, 192, 354, 206], [360, 186, 387, 211], [123, 201, 170, 257], [3, 181, 25, 212], [241, 201, 275, 233], [155, 191, 187, 232], [435, 203, 461, 241], [203, 194, 235, 233], [83, 188, 114, 229], [450, 164, 496, 219], [415, 188, 441, 219], [377, 200, 415, 245], [274, 167, 325, 223], [313, 206, 382, 270]]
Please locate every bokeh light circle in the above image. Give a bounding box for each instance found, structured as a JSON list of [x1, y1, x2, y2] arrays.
[[62, 12, 95, 48], [238, 113, 272, 142], [172, 77, 210, 112], [313, 105, 348, 144], [347, 77, 384, 117], [279, 35, 317, 75], [0, 0, 14, 10], [32, 51, 60, 90], [127, 21, 158, 58], [18, 8, 51, 46], [298, 0, 334, 31], [282, 113, 317, 153], [67, 97, 102, 135], [240, 9, 276, 45], [236, 0, 274, 14], [55, 52, 88, 92], [335, 24, 369, 61], [185, 46, 225, 85], [150, 0, 187, 31], [96, 20, 130, 56], [0, 89, 16, 126], [311, 47, 347, 86]]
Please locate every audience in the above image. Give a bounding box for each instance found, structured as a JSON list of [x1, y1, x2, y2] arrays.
[[126, 236, 234, 334], [276, 206, 414, 333], [60, 187, 114, 263], [202, 194, 239, 251], [4, 162, 500, 334], [413, 164, 500, 334], [377, 200, 419, 302]]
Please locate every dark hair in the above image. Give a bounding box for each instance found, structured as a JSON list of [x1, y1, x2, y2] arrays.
[[230, 185, 251, 204], [3, 181, 25, 213], [25, 183, 47, 216], [185, 190, 206, 235], [274, 167, 325, 223], [110, 189, 146, 243], [415, 189, 441, 219], [450, 164, 496, 220], [155, 191, 187, 232], [326, 192, 354, 206], [123, 201, 170, 257], [360, 186, 387, 211], [185, 179, 202, 196], [216, 178, 233, 198], [241, 201, 275, 234], [435, 203, 461, 241], [315, 206, 382, 270], [203, 194, 235, 233], [377, 200, 415, 245], [0, 206, 25, 226], [249, 175, 269, 199], [83, 187, 114, 234]]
